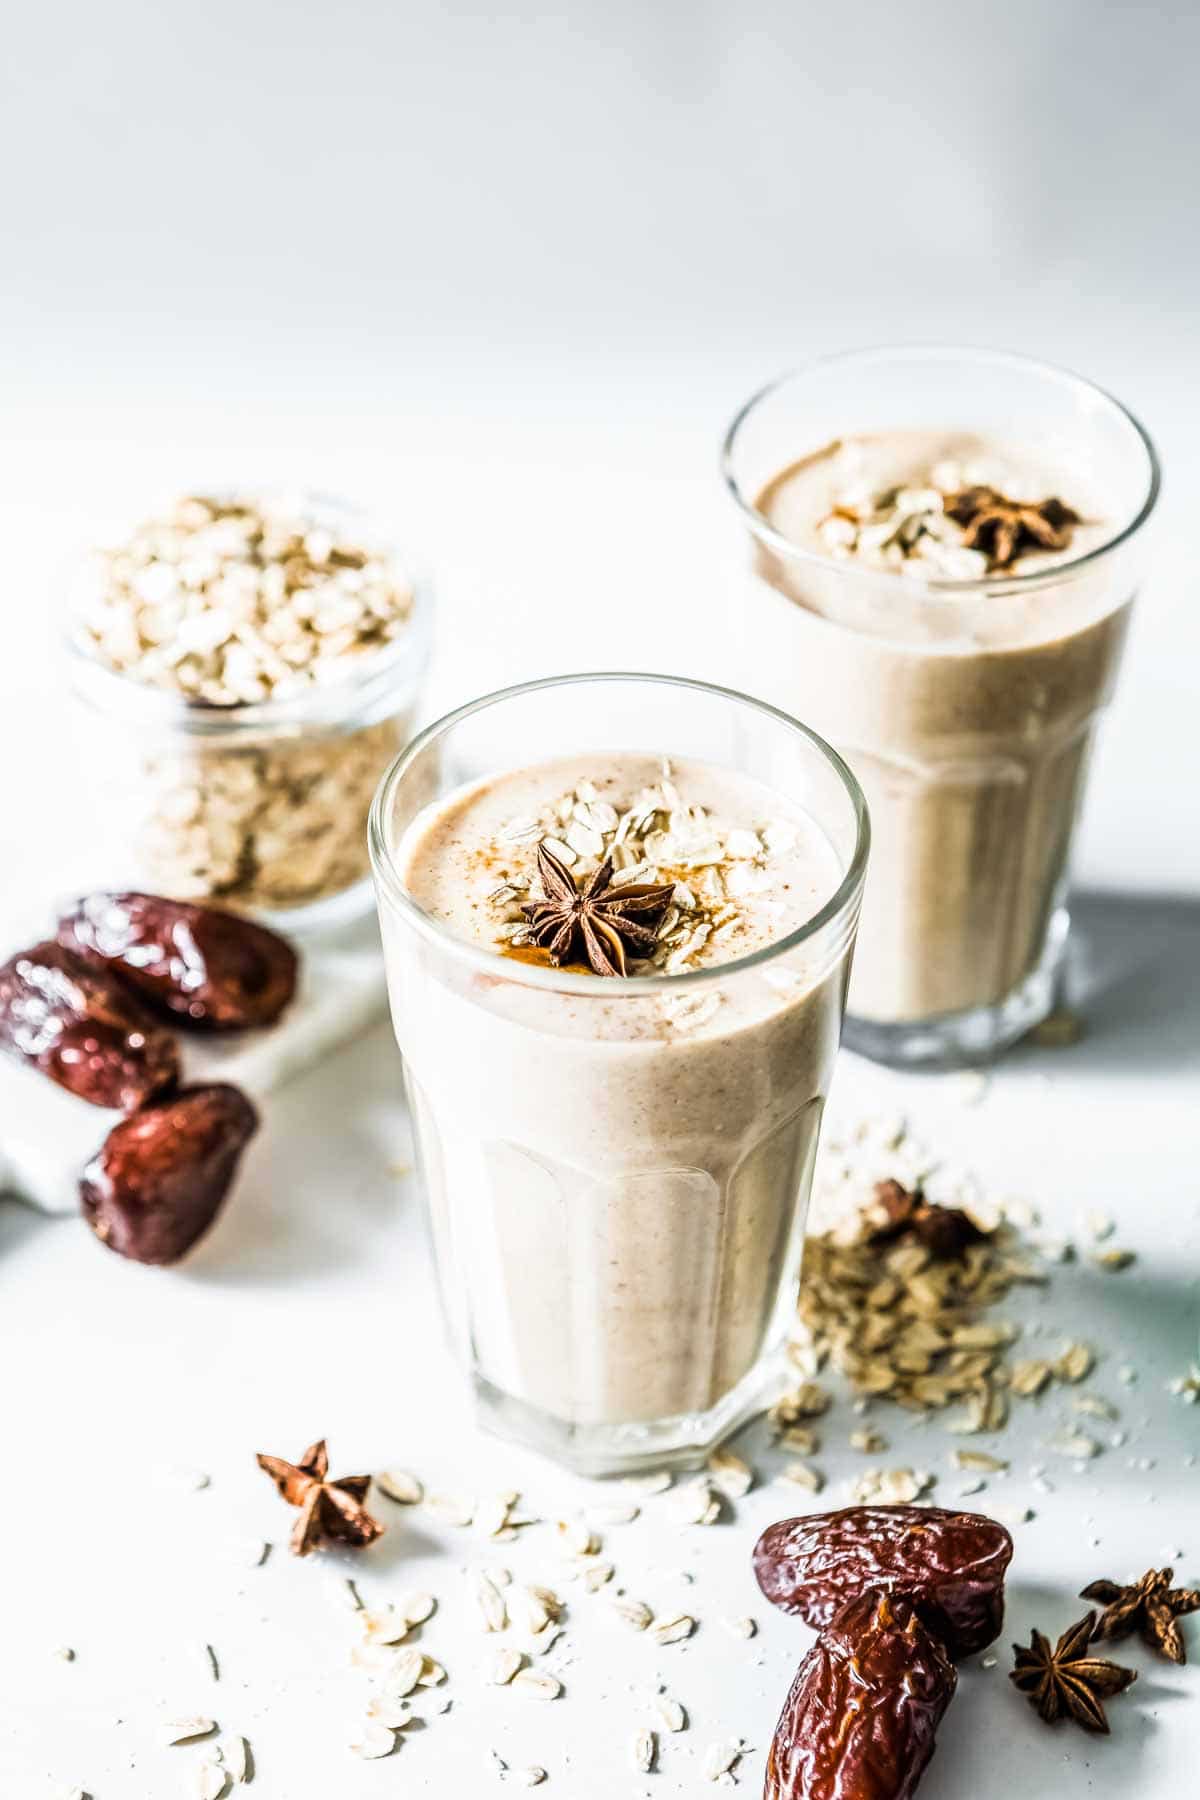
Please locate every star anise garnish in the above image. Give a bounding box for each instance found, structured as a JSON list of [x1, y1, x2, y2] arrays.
[[1080, 1567, 1200, 1665], [1010, 1613, 1137, 1733], [520, 841, 675, 977], [943, 485, 1081, 571], [256, 1438, 384, 1557], [864, 1177, 988, 1260]]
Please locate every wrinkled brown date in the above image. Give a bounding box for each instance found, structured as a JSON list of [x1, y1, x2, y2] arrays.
[[0, 940, 180, 1111], [57, 892, 298, 1030], [80, 1083, 259, 1264], [754, 1505, 1013, 1660], [765, 1591, 957, 1800]]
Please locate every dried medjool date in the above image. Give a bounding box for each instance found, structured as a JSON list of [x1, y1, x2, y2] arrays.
[[765, 1591, 957, 1800], [80, 1083, 258, 1264], [0, 939, 179, 1111], [754, 1505, 1013, 1660], [57, 892, 298, 1030]]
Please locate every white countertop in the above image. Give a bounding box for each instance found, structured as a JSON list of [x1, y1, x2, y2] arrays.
[[1, 894, 1197, 1798], [3, 3, 1200, 1791]]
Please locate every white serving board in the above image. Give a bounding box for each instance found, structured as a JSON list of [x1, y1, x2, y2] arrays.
[[0, 920, 390, 1214]]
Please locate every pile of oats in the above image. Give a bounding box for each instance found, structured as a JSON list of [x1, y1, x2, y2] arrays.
[[76, 494, 414, 706], [490, 768, 796, 977], [788, 1115, 1091, 1435], [73, 494, 422, 913]]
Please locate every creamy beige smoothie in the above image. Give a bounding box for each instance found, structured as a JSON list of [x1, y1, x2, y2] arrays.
[[751, 430, 1129, 1028], [381, 750, 855, 1453]]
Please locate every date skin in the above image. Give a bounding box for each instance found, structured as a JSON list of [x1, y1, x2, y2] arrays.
[[81, 1083, 259, 1265], [765, 1591, 957, 1800], [0, 939, 179, 1111], [57, 892, 298, 1031], [754, 1506, 1013, 1660]]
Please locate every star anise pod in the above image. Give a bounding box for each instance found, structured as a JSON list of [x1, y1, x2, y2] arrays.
[[1080, 1567, 1200, 1664], [1009, 1612, 1137, 1732], [943, 485, 1081, 571], [256, 1438, 384, 1557], [865, 1177, 987, 1259], [520, 842, 675, 977]]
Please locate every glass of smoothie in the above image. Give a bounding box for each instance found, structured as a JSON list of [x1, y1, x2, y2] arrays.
[[722, 347, 1160, 1067], [369, 673, 867, 1474]]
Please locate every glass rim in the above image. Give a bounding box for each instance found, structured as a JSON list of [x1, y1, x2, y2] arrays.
[[720, 344, 1162, 598], [368, 670, 870, 997]]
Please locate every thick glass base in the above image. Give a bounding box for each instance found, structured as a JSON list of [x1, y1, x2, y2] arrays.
[[472, 1348, 791, 1479], [844, 906, 1069, 1070]]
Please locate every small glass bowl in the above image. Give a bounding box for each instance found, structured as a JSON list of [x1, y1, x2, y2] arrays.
[[66, 494, 433, 935]]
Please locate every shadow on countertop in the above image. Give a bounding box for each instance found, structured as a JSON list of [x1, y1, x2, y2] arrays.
[[1009, 888, 1200, 1077]]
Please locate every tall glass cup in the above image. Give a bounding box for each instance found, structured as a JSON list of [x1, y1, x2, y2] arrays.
[[369, 674, 867, 1474], [722, 348, 1160, 1066]]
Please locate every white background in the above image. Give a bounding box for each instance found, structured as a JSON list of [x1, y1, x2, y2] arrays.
[[1, 4, 1198, 1796]]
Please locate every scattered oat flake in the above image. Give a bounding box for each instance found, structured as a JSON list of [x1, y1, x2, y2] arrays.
[[511, 1669, 562, 1700], [724, 1616, 757, 1639], [581, 1559, 614, 1592], [475, 1490, 521, 1537], [363, 1606, 410, 1646], [368, 1694, 414, 1730], [200, 1643, 219, 1680], [426, 1492, 474, 1527], [375, 1469, 424, 1504], [518, 1768, 547, 1787], [707, 1447, 754, 1498], [487, 1750, 509, 1779], [53, 1789, 89, 1800], [653, 1694, 687, 1732], [555, 1517, 598, 1555], [418, 1656, 447, 1686], [610, 1596, 653, 1631], [1055, 1342, 1094, 1383], [952, 1450, 1008, 1473], [489, 1647, 525, 1685], [586, 1502, 640, 1526], [161, 1717, 217, 1745], [1093, 1248, 1136, 1272], [989, 1503, 1033, 1526], [851, 1467, 933, 1505], [1168, 1366, 1200, 1403], [849, 1427, 889, 1454], [351, 1723, 396, 1760], [1008, 1359, 1053, 1397], [193, 1763, 227, 1800], [703, 1740, 745, 1781], [155, 1465, 210, 1492], [473, 1569, 509, 1633], [956, 1478, 986, 1497], [51, 1646, 75, 1662], [625, 1469, 673, 1494], [224, 1737, 249, 1783], [1048, 1431, 1101, 1460], [780, 1461, 824, 1493], [650, 1613, 695, 1646], [1072, 1395, 1118, 1420], [672, 1480, 722, 1525], [387, 1648, 427, 1695], [632, 1727, 658, 1773], [980, 1655, 998, 1670]]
